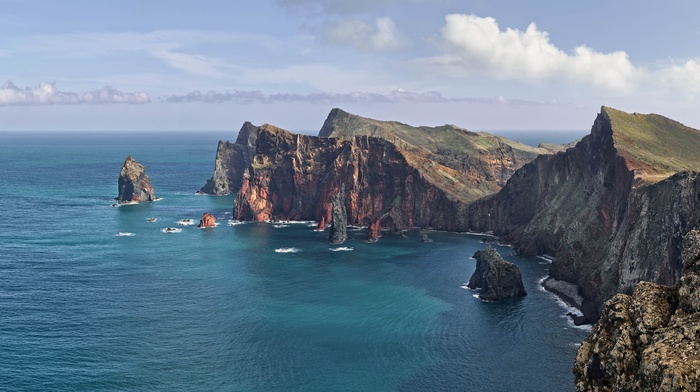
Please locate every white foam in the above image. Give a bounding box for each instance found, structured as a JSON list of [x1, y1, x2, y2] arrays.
[[115, 232, 135, 237], [330, 247, 354, 252], [273, 224, 289, 228], [199, 222, 221, 228], [176, 219, 195, 226], [275, 247, 300, 253], [146, 217, 158, 223], [227, 220, 246, 226], [162, 228, 182, 234], [538, 276, 592, 331], [460, 283, 476, 291]]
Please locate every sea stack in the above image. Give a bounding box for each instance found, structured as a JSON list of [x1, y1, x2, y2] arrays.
[[367, 218, 381, 243], [116, 155, 155, 203], [198, 213, 217, 228], [329, 185, 347, 244], [574, 230, 700, 391], [468, 246, 527, 301]]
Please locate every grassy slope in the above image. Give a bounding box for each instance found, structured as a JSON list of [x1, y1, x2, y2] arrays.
[[604, 106, 700, 181]]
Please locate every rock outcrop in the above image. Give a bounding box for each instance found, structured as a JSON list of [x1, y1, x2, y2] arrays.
[[468, 107, 700, 322], [467, 246, 527, 301], [116, 155, 155, 203], [199, 122, 258, 195], [367, 218, 381, 243], [573, 230, 700, 391], [329, 184, 348, 244], [198, 213, 217, 228], [224, 109, 553, 232]]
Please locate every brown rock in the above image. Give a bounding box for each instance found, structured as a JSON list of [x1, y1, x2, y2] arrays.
[[197, 213, 217, 228], [367, 218, 381, 243], [116, 155, 155, 203]]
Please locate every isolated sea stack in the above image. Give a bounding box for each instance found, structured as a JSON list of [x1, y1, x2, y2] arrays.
[[198, 213, 217, 228], [116, 155, 155, 203], [574, 230, 700, 391], [468, 246, 527, 301], [329, 185, 348, 244], [367, 218, 381, 243]]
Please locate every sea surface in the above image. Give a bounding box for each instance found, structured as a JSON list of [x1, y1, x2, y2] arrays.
[[0, 131, 589, 391]]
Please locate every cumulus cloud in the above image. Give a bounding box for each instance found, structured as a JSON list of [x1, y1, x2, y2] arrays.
[[164, 88, 538, 105], [323, 17, 402, 51], [0, 81, 150, 106], [657, 60, 700, 97], [425, 14, 643, 93]]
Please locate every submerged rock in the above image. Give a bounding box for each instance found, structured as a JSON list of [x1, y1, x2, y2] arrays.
[[467, 246, 527, 301], [421, 233, 433, 243], [329, 185, 347, 244], [198, 213, 217, 228], [574, 230, 700, 391], [116, 155, 155, 203]]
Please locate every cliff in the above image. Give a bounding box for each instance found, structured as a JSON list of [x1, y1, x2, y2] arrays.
[[329, 184, 348, 244], [573, 231, 700, 391], [116, 155, 155, 202], [468, 246, 527, 301], [468, 107, 700, 322], [199, 122, 258, 195], [223, 109, 554, 231]]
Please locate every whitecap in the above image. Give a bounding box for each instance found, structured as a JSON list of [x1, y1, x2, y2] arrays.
[[176, 219, 195, 226], [115, 232, 135, 237], [162, 228, 182, 234], [275, 247, 300, 253], [460, 284, 476, 291], [330, 247, 353, 252], [273, 224, 289, 228]]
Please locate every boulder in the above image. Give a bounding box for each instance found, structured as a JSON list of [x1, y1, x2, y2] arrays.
[[467, 246, 527, 301], [116, 155, 155, 203], [198, 213, 217, 228]]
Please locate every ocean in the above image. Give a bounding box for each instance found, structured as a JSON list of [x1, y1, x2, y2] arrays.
[[0, 130, 589, 391]]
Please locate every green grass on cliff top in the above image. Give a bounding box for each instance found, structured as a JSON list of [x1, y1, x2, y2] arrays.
[[604, 106, 700, 180]]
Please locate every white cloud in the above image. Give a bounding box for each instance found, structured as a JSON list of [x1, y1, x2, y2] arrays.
[[657, 60, 700, 97], [275, 0, 394, 15], [425, 14, 643, 93], [149, 50, 226, 77], [324, 17, 402, 51], [0, 81, 149, 106]]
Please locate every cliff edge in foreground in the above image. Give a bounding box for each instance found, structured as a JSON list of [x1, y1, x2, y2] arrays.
[[574, 230, 700, 391]]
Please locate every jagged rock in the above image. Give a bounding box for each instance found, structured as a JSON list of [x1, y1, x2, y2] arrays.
[[199, 122, 258, 195], [467, 246, 527, 301], [574, 231, 700, 391], [116, 155, 155, 203], [316, 216, 326, 231], [329, 185, 347, 244], [197, 213, 217, 228], [469, 106, 700, 322], [225, 108, 554, 232], [367, 218, 381, 243]]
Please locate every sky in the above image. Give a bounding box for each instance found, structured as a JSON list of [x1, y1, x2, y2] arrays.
[[2, 0, 700, 132]]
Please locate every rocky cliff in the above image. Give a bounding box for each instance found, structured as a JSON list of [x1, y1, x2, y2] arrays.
[[199, 122, 258, 195], [116, 155, 155, 203], [468, 107, 700, 322], [219, 109, 553, 231], [573, 230, 700, 391], [468, 246, 527, 301], [329, 184, 348, 244]]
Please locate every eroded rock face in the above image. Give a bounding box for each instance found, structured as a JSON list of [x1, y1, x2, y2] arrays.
[[367, 218, 381, 243], [468, 107, 700, 322], [467, 246, 527, 301], [198, 213, 217, 228], [573, 230, 700, 391], [116, 155, 155, 202], [199, 122, 258, 195], [329, 184, 348, 244]]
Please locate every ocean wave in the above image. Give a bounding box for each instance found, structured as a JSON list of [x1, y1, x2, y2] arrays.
[[176, 219, 195, 226], [199, 222, 220, 228], [275, 247, 300, 254], [115, 232, 135, 237], [329, 247, 353, 252], [273, 224, 289, 228], [162, 228, 182, 234], [227, 220, 246, 226], [538, 276, 592, 331], [146, 217, 158, 223], [460, 283, 476, 291]]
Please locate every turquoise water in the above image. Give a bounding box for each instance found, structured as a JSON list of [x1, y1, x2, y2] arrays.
[[0, 132, 588, 391]]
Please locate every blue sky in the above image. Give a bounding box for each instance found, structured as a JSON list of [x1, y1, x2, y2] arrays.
[[2, 0, 700, 132]]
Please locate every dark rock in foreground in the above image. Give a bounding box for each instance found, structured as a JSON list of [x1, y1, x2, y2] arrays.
[[116, 155, 155, 203], [198, 213, 217, 228], [468, 246, 527, 301], [574, 230, 700, 391], [329, 185, 347, 244]]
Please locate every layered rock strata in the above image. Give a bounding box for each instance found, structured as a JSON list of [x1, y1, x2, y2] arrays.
[[116, 155, 155, 202], [468, 246, 527, 301], [468, 107, 700, 322], [573, 230, 700, 391], [329, 184, 348, 244]]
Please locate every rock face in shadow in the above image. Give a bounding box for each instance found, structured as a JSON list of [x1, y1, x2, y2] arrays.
[[197, 213, 217, 228], [573, 230, 700, 391], [329, 184, 348, 244], [468, 106, 700, 322], [116, 155, 155, 202], [467, 246, 527, 301], [367, 218, 381, 243], [199, 122, 258, 195]]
